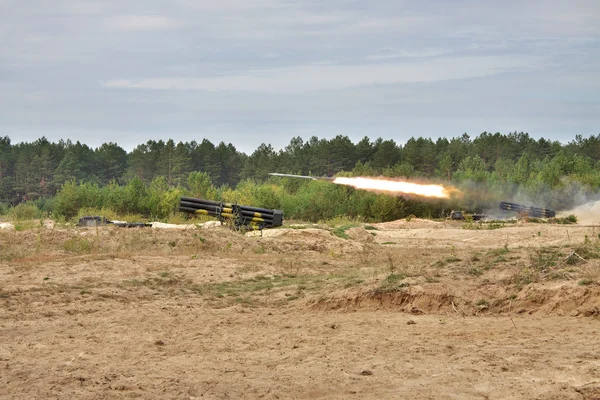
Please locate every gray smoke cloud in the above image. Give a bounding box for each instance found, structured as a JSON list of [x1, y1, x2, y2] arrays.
[[452, 178, 600, 222]]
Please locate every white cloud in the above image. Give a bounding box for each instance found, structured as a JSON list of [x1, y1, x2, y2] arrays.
[[366, 48, 452, 60], [104, 55, 537, 94], [58, 1, 112, 16], [107, 15, 181, 31], [172, 0, 287, 11]]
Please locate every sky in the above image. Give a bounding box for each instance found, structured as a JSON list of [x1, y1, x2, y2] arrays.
[[1, 0, 599, 154]]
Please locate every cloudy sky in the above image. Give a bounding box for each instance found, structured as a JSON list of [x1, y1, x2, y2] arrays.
[[1, 0, 599, 153]]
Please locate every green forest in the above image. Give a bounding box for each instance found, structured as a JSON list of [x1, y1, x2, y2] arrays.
[[1, 132, 599, 222]]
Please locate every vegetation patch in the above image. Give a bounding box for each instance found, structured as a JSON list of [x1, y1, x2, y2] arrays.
[[375, 273, 409, 293], [62, 237, 93, 254], [190, 272, 360, 302], [530, 247, 561, 270], [552, 215, 578, 224], [331, 223, 361, 239], [8, 202, 42, 221]]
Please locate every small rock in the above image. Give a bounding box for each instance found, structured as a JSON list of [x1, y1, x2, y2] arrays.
[[360, 370, 373, 376], [154, 340, 165, 346], [407, 320, 416, 325]]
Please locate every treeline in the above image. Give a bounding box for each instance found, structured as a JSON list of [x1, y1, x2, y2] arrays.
[[0, 137, 246, 203], [1, 132, 599, 221]]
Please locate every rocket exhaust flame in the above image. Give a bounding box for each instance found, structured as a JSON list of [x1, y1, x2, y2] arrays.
[[269, 173, 459, 198], [333, 177, 456, 199]]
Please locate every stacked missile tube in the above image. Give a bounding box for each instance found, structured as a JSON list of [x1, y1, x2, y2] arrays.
[[178, 196, 283, 229], [499, 201, 556, 218]]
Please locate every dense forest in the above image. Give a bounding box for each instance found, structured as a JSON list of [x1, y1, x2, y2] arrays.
[[1, 132, 599, 222]]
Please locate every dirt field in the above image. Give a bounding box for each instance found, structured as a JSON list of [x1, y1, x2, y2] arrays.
[[1, 219, 600, 399]]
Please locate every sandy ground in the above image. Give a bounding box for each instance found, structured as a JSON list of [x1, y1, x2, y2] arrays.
[[1, 220, 599, 399]]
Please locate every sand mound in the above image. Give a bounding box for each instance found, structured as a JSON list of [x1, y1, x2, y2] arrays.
[[246, 228, 364, 254], [308, 282, 600, 317], [345, 227, 375, 242], [0, 222, 14, 230], [374, 218, 444, 230]]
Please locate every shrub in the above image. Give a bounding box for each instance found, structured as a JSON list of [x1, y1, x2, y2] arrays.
[[8, 202, 41, 220], [53, 180, 103, 219], [255, 184, 282, 210], [187, 171, 217, 199], [371, 194, 405, 222]]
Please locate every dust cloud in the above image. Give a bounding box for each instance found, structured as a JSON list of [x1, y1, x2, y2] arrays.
[[558, 199, 600, 225]]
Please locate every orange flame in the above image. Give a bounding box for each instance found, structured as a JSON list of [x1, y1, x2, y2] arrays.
[[333, 177, 456, 198]]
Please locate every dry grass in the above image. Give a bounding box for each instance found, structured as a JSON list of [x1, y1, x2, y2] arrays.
[[3, 220, 600, 313]]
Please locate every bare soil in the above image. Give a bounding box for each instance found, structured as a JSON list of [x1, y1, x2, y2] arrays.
[[1, 220, 599, 399]]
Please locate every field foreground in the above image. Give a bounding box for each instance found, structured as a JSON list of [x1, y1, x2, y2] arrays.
[[1, 219, 599, 399]]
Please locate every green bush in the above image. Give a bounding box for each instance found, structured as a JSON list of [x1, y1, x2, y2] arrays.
[[8, 202, 41, 220], [187, 171, 217, 199], [53, 180, 103, 219], [255, 184, 282, 210], [33, 197, 55, 214], [221, 179, 258, 205], [371, 194, 405, 221]]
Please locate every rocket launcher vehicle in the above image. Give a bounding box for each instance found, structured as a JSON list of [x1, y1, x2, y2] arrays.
[[499, 201, 556, 218], [178, 197, 283, 231]]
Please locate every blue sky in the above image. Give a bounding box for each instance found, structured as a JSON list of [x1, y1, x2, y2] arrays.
[[1, 0, 599, 153]]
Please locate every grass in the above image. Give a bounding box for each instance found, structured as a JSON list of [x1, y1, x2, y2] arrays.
[[0, 223, 245, 264], [63, 236, 94, 254], [191, 272, 359, 301], [253, 244, 266, 254], [487, 222, 507, 230], [331, 223, 361, 239], [553, 215, 578, 224], [462, 220, 513, 230], [321, 215, 367, 229], [126, 273, 189, 288], [375, 273, 409, 293], [580, 264, 600, 285], [14, 221, 40, 231], [432, 255, 461, 268], [445, 256, 461, 263], [571, 243, 600, 261], [488, 245, 510, 257], [329, 220, 377, 240], [475, 299, 489, 307], [530, 247, 561, 271]]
